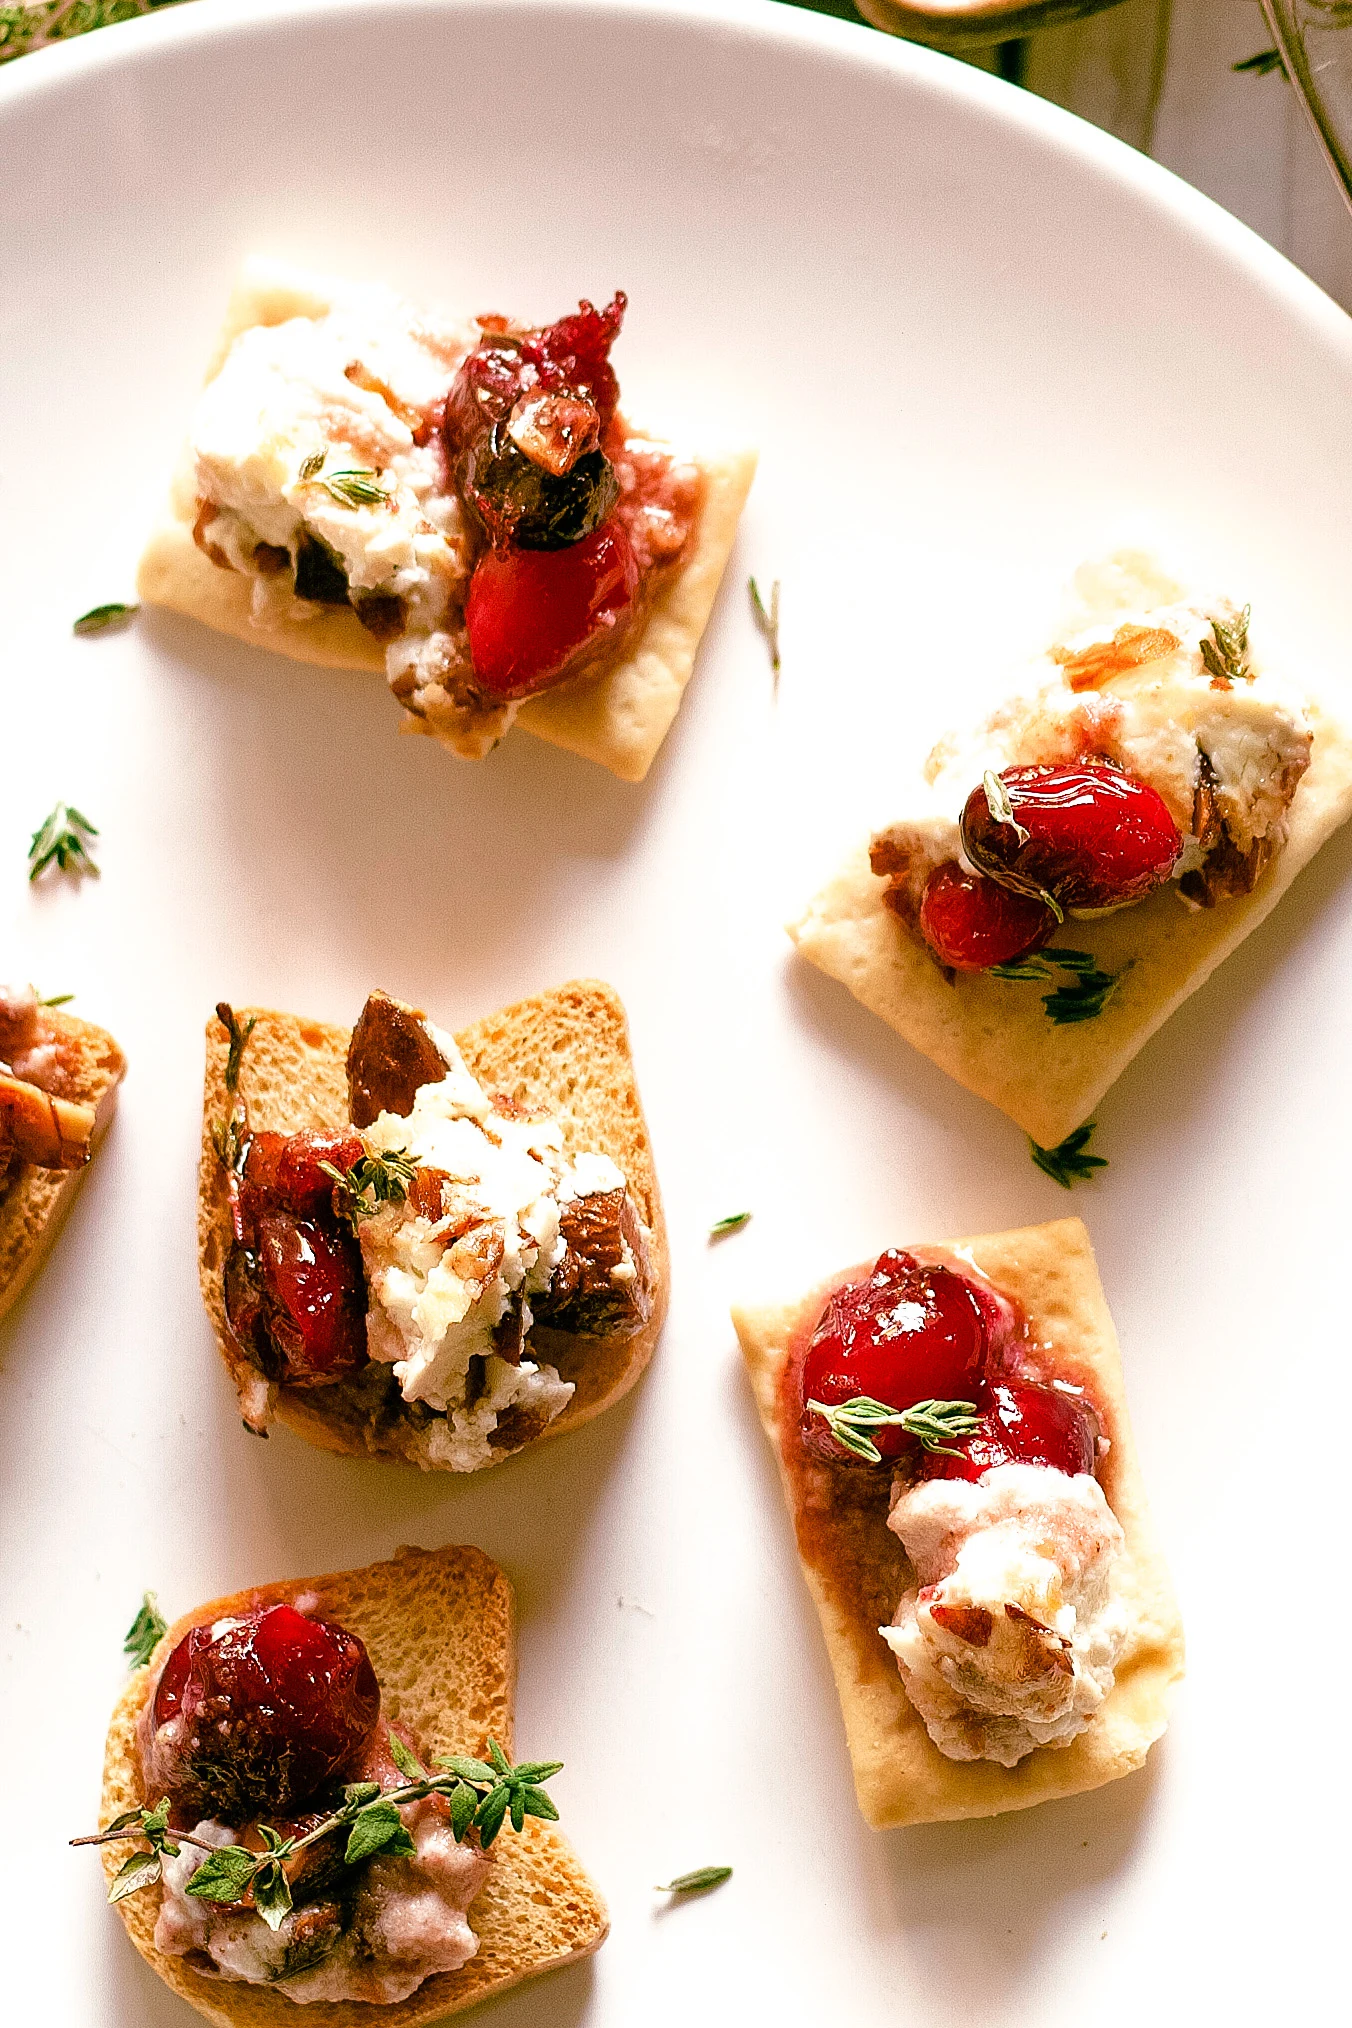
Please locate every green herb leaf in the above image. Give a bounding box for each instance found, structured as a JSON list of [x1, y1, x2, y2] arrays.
[[511, 1759, 565, 1785], [658, 1866, 733, 1895], [897, 1398, 984, 1458], [709, 1211, 751, 1239], [108, 1849, 163, 1903], [519, 1784, 560, 1823], [449, 1782, 479, 1842], [1029, 1121, 1108, 1189], [252, 1859, 294, 1930], [298, 449, 326, 481], [1199, 606, 1253, 685], [321, 1147, 418, 1229], [474, 1786, 510, 1849], [436, 1755, 497, 1786], [1043, 966, 1118, 1024], [748, 576, 781, 676], [313, 467, 392, 509], [343, 1782, 382, 1807], [38, 991, 75, 1006], [123, 1592, 167, 1669], [185, 1846, 261, 1904], [1233, 48, 1285, 77], [387, 1733, 426, 1782], [28, 802, 99, 883], [806, 1393, 980, 1465], [345, 1799, 415, 1866], [215, 1002, 256, 1097], [486, 1739, 512, 1778], [74, 602, 138, 636]]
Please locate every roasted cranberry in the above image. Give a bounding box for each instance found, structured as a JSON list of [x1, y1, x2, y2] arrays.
[[919, 1379, 1100, 1483], [918, 861, 1057, 971], [147, 1603, 380, 1817], [236, 1131, 362, 1220], [961, 763, 1182, 914], [466, 516, 639, 699], [225, 1131, 368, 1387], [520, 293, 626, 430], [801, 1251, 1003, 1461]]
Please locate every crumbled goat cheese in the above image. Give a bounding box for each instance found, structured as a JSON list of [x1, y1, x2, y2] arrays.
[[155, 1801, 490, 2003], [882, 1462, 1129, 1767], [357, 1037, 626, 1471]]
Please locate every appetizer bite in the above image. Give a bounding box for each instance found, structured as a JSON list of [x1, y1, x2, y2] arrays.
[[199, 982, 666, 1468], [791, 552, 1352, 1145], [734, 1217, 1183, 1826], [87, 1544, 606, 2021], [0, 983, 124, 1321], [139, 258, 757, 780]]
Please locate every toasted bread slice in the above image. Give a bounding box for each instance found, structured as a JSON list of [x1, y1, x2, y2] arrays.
[[101, 1542, 608, 2025], [733, 1217, 1184, 1828], [0, 1007, 125, 1326], [138, 257, 758, 783], [197, 980, 668, 1465]]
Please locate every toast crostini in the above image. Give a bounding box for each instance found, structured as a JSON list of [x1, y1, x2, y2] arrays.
[[790, 551, 1352, 1146], [734, 1217, 1183, 1827], [139, 258, 757, 781], [198, 981, 667, 1469], [88, 1543, 607, 2023], [0, 984, 125, 1323]]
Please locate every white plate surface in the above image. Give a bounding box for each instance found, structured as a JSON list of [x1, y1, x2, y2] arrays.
[[3, 2, 1351, 2021]]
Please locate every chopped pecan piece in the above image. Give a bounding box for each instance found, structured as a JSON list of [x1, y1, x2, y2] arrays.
[[1179, 831, 1279, 907], [534, 1185, 651, 1338], [347, 992, 449, 1127], [1056, 624, 1181, 692]]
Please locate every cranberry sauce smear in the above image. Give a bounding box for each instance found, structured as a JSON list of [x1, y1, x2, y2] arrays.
[[224, 1130, 368, 1388], [962, 763, 1182, 915], [918, 862, 1057, 971], [145, 1603, 380, 1819], [800, 1250, 1013, 1461], [917, 1380, 1101, 1484]]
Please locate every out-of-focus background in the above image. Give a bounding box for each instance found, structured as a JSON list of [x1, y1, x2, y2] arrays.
[[4, 0, 1350, 309]]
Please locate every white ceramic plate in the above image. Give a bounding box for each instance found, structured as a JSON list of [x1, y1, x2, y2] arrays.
[[3, 2, 1351, 2020]]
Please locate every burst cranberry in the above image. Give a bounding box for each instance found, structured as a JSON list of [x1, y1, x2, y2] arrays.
[[801, 1251, 1007, 1461], [961, 763, 1182, 914], [520, 293, 626, 430], [466, 517, 638, 699], [919, 1379, 1100, 1483], [146, 1603, 380, 1817], [919, 861, 1057, 971], [225, 1131, 368, 1387], [236, 1130, 362, 1222]]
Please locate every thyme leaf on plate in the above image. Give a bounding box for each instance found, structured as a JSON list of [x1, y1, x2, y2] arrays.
[[74, 602, 138, 636], [28, 802, 99, 882], [748, 576, 781, 675], [709, 1211, 752, 1239], [657, 1866, 733, 1895]]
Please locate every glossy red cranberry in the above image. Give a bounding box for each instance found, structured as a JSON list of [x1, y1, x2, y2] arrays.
[[147, 1603, 381, 1817], [961, 763, 1182, 914], [237, 1130, 363, 1221], [919, 1380, 1100, 1483], [801, 1251, 1004, 1461], [521, 293, 626, 430], [466, 516, 639, 699], [919, 861, 1057, 971], [225, 1132, 368, 1387]]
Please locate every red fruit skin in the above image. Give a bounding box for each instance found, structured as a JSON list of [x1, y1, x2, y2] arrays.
[[801, 1250, 998, 1461], [146, 1603, 381, 1818], [444, 294, 627, 453], [919, 861, 1057, 971], [466, 517, 639, 699], [918, 1380, 1101, 1484], [225, 1131, 368, 1387], [961, 763, 1182, 913]]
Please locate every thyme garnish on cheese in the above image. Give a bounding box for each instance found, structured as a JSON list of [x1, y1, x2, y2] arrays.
[[1028, 1121, 1108, 1189], [308, 465, 394, 510], [321, 1148, 418, 1230], [73, 1738, 562, 1925], [806, 1394, 981, 1466], [990, 948, 1120, 1025], [73, 602, 138, 636], [123, 1594, 168, 1670], [658, 1866, 734, 1895], [1200, 607, 1253, 687], [748, 576, 781, 676], [28, 802, 99, 883]]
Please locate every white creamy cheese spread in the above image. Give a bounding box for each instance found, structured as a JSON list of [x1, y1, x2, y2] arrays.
[[356, 1025, 628, 1472], [882, 1462, 1129, 1767]]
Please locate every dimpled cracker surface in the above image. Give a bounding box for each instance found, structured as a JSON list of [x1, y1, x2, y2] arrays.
[[137, 258, 756, 781], [733, 1217, 1185, 1828], [197, 982, 667, 1462], [0, 1007, 125, 1323], [100, 1544, 607, 2026]]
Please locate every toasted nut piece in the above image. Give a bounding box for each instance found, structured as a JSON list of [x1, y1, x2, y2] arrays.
[[0, 1073, 96, 1170]]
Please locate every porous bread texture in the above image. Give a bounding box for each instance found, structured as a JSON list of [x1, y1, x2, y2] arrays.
[[789, 583, 1352, 1147], [197, 980, 668, 1466], [101, 1542, 608, 2026], [137, 257, 758, 782], [0, 1007, 125, 1325], [733, 1217, 1184, 1828]]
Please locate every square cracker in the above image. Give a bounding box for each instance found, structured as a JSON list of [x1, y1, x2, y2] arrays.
[[137, 258, 757, 782], [790, 701, 1352, 1148], [733, 1217, 1184, 1828]]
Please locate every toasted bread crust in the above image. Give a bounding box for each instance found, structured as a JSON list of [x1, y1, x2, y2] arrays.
[[0, 1007, 125, 1325], [197, 981, 668, 1466], [734, 1218, 1184, 1828], [101, 1543, 608, 2025]]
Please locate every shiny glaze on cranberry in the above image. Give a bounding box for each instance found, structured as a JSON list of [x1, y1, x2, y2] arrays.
[[916, 1379, 1101, 1483], [918, 861, 1057, 971], [961, 762, 1182, 914], [146, 1603, 380, 1818], [224, 1131, 368, 1387], [465, 517, 639, 699]]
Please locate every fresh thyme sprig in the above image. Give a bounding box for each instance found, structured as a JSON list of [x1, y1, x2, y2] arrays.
[[218, 1004, 256, 1097], [73, 602, 138, 636], [74, 1738, 561, 1927], [28, 802, 99, 883], [806, 1394, 981, 1466], [748, 576, 781, 677], [1199, 607, 1252, 686], [320, 1148, 418, 1229], [309, 465, 393, 510], [123, 1594, 168, 1669], [709, 1211, 751, 1239], [658, 1865, 733, 1895], [1233, 48, 1285, 77], [989, 947, 1120, 1025], [1029, 1121, 1107, 1188], [211, 1002, 255, 1170]]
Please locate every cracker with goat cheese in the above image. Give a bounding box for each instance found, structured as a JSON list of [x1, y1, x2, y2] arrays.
[[138, 258, 756, 782], [733, 1217, 1184, 1829], [790, 554, 1352, 1147]]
